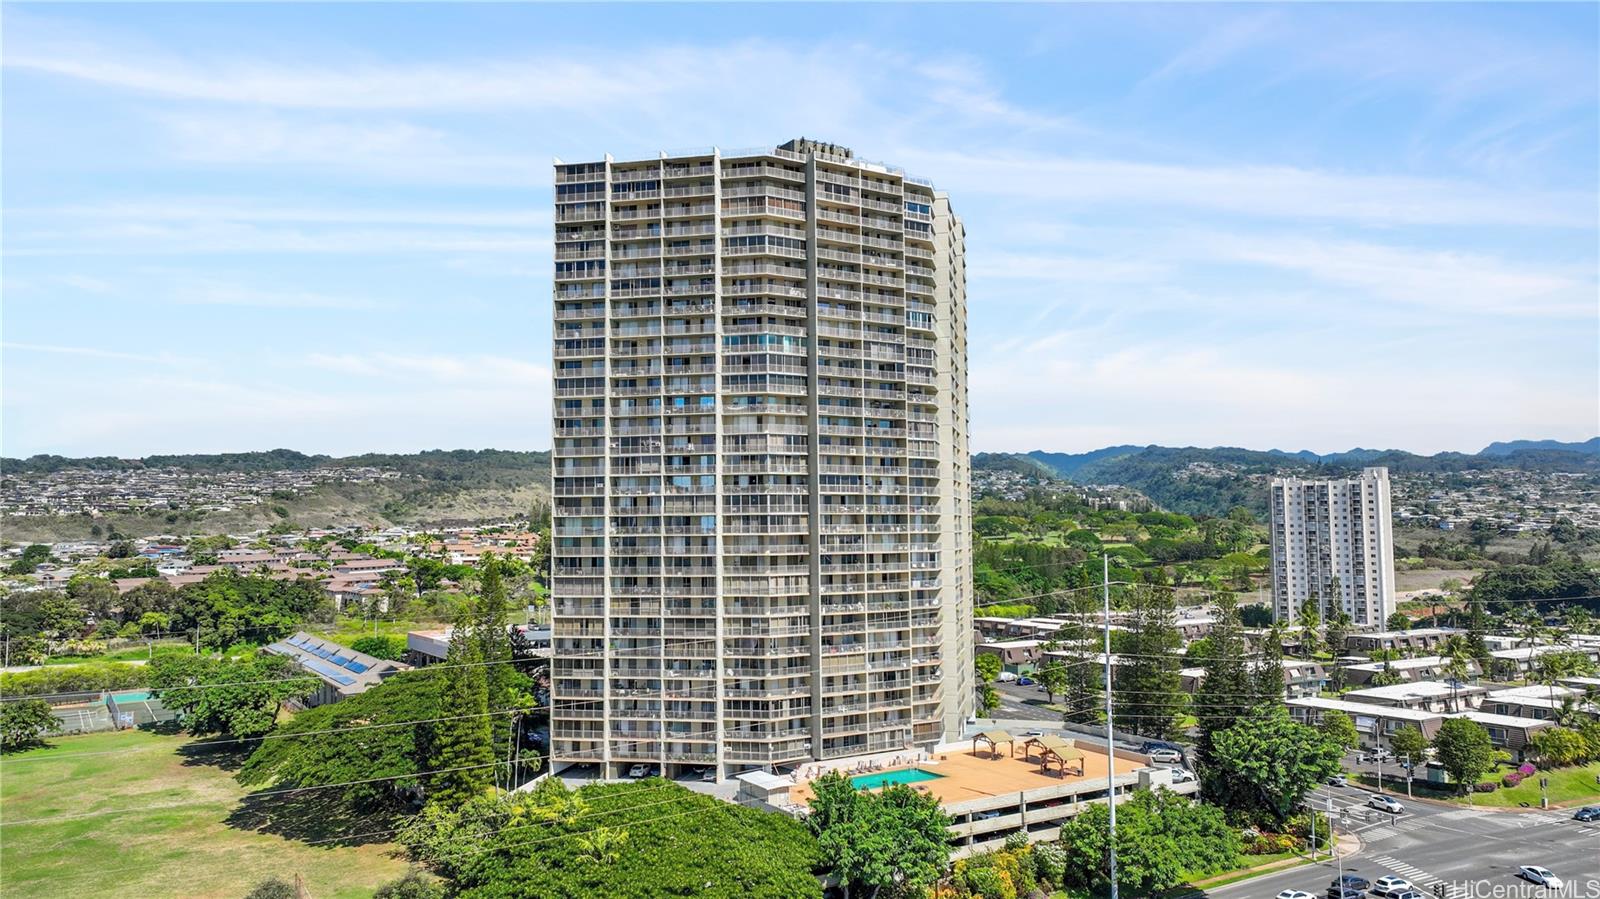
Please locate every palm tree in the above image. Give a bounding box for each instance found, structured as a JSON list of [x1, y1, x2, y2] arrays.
[[1508, 606, 1546, 649], [1440, 634, 1475, 712], [1535, 651, 1597, 716]]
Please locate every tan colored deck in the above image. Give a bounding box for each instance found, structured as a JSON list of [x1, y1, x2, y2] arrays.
[[791, 744, 1142, 807]]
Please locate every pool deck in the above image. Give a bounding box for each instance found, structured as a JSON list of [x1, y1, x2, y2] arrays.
[[791, 743, 1142, 808]]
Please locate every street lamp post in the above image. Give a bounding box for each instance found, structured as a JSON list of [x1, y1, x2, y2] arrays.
[[1102, 554, 1118, 899]]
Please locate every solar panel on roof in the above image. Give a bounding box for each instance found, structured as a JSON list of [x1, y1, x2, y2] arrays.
[[344, 660, 371, 673], [299, 656, 357, 687]]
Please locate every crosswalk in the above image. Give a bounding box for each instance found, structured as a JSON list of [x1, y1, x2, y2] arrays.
[[1366, 854, 1462, 898]]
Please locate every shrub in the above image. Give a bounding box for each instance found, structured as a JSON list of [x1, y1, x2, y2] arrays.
[[1473, 782, 1498, 793], [1031, 841, 1068, 886], [0, 661, 148, 697], [1517, 763, 1536, 777], [1502, 773, 1523, 788], [350, 634, 409, 661]]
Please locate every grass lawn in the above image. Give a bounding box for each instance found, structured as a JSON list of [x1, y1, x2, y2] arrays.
[[0, 730, 410, 898], [1472, 761, 1600, 808], [1357, 761, 1600, 808]]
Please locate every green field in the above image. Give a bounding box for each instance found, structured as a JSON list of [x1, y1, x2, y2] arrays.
[[1357, 761, 1600, 809], [1474, 761, 1600, 808], [0, 730, 409, 898]]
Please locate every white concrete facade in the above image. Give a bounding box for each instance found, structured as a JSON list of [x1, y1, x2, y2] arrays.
[[549, 140, 972, 780], [1269, 466, 1396, 628]]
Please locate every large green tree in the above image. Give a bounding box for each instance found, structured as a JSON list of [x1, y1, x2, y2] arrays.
[[240, 669, 450, 810], [1432, 717, 1494, 796], [808, 772, 951, 899], [1, 698, 62, 752], [476, 556, 516, 763], [1207, 705, 1343, 826], [1055, 789, 1240, 895], [1388, 725, 1429, 763], [148, 653, 312, 739], [1193, 591, 1257, 769], [430, 780, 822, 899], [1113, 586, 1185, 739], [427, 603, 494, 806]]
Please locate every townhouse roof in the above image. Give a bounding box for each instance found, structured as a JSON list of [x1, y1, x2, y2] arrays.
[[1343, 681, 1482, 703], [1286, 696, 1442, 723], [1451, 710, 1554, 730], [1343, 655, 1453, 673]]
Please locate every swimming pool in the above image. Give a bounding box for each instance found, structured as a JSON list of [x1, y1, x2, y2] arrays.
[[110, 690, 153, 703], [849, 768, 944, 790]]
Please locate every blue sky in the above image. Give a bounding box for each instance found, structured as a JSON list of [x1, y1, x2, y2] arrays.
[[3, 3, 1595, 458]]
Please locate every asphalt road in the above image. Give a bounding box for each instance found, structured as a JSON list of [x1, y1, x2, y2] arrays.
[[1202, 783, 1600, 898], [991, 679, 1073, 721]]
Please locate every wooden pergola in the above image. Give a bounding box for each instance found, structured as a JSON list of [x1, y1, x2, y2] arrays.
[[1022, 735, 1085, 776], [972, 729, 1015, 759]]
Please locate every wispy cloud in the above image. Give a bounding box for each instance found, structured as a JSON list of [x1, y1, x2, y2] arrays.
[[900, 150, 1595, 228], [1204, 234, 1596, 318], [1140, 11, 1283, 86], [1, 342, 184, 365]]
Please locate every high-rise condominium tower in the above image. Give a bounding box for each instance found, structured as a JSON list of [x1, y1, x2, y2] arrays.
[[1269, 466, 1396, 628], [549, 140, 972, 780]]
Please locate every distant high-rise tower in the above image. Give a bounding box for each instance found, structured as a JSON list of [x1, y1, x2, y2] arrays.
[[549, 140, 972, 780], [1269, 467, 1396, 628]]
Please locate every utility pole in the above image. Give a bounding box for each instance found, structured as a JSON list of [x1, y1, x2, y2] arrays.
[[1330, 792, 1342, 879], [1401, 755, 1413, 799], [1309, 798, 1318, 860], [1102, 553, 1118, 899]]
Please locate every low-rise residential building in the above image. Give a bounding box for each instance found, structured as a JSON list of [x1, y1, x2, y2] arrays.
[[1180, 659, 1326, 698], [262, 632, 409, 707], [1451, 710, 1554, 761], [1342, 680, 1486, 713], [1286, 696, 1444, 751], [977, 639, 1045, 673], [1344, 627, 1464, 655], [1340, 655, 1479, 687], [1488, 645, 1600, 677], [1482, 685, 1598, 721]]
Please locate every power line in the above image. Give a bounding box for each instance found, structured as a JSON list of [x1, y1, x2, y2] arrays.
[[0, 760, 511, 828]]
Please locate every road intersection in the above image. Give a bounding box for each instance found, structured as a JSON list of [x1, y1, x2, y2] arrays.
[[1204, 783, 1600, 898]]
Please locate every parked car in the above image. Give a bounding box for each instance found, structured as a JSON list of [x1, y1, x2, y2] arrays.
[[1324, 888, 1363, 899], [1370, 876, 1413, 897], [1168, 767, 1197, 783], [1326, 773, 1348, 786], [1573, 806, 1600, 822], [1147, 748, 1183, 765], [1140, 740, 1182, 754], [997, 671, 1018, 683], [1391, 891, 1427, 899], [626, 764, 654, 778], [1334, 873, 1370, 891], [1518, 866, 1563, 889], [694, 766, 715, 782], [1274, 890, 1315, 899], [1016, 676, 1035, 686], [1367, 794, 1405, 814]]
